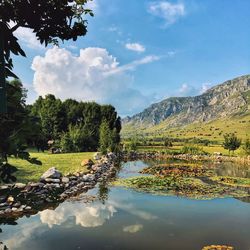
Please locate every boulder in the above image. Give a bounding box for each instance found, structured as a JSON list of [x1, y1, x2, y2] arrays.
[[82, 174, 95, 182], [44, 178, 61, 183], [81, 159, 94, 167], [14, 183, 26, 189], [41, 167, 62, 180], [61, 177, 70, 183], [93, 152, 101, 160]]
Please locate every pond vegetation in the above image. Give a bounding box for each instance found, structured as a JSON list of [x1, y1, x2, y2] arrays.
[[113, 160, 250, 200]]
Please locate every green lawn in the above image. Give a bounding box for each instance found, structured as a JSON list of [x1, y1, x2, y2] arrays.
[[8, 152, 95, 183]]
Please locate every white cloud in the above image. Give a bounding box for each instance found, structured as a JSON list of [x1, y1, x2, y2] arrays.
[[125, 43, 146, 53], [148, 1, 185, 26], [31, 47, 158, 116], [177, 83, 213, 97], [40, 202, 116, 228], [178, 83, 195, 96], [10, 23, 44, 50], [123, 224, 143, 233], [199, 83, 212, 94]]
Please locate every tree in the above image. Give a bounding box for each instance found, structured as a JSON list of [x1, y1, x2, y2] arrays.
[[0, 0, 93, 113], [32, 94, 66, 140], [99, 120, 111, 155], [223, 133, 241, 154], [0, 79, 41, 182]]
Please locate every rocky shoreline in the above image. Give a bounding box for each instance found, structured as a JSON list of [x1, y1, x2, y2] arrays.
[[0, 153, 118, 219]]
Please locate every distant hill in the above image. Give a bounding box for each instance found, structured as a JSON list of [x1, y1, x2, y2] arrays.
[[122, 75, 250, 141]]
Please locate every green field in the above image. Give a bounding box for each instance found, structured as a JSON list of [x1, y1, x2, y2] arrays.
[[137, 144, 243, 156], [8, 152, 95, 183], [123, 113, 250, 143]]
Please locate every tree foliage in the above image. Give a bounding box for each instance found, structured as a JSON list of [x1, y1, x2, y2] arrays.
[[0, 79, 41, 182], [0, 0, 93, 78], [30, 95, 121, 153], [223, 133, 241, 154]]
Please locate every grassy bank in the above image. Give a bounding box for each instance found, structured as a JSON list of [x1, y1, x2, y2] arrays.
[[136, 144, 243, 156], [8, 152, 94, 183]]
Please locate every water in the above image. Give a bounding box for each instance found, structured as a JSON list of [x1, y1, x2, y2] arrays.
[[0, 160, 250, 250]]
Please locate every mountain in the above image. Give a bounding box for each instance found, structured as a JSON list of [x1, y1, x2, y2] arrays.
[[122, 75, 250, 140]]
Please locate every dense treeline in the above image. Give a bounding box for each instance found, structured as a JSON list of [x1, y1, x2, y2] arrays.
[[0, 80, 121, 169], [29, 94, 121, 152]]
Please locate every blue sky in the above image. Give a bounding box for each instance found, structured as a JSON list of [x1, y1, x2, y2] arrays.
[[12, 0, 250, 116]]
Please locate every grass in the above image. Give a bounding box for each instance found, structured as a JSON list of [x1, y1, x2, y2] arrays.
[[210, 176, 250, 188], [122, 113, 250, 143], [113, 175, 249, 200], [137, 144, 243, 156], [8, 151, 95, 183]]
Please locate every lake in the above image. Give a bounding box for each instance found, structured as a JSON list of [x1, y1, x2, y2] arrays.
[[0, 160, 250, 250]]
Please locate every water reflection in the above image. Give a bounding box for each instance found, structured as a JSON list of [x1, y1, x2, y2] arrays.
[[123, 224, 143, 233], [40, 201, 116, 228], [0, 160, 249, 250]]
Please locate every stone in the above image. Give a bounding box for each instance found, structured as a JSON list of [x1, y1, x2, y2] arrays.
[[93, 152, 101, 160], [41, 167, 62, 180], [11, 207, 18, 212], [25, 206, 32, 210], [0, 185, 9, 191], [61, 177, 69, 183], [13, 202, 21, 208], [5, 208, 12, 213], [14, 183, 26, 189], [44, 178, 61, 183], [81, 159, 94, 167], [7, 196, 14, 204], [82, 174, 95, 182]]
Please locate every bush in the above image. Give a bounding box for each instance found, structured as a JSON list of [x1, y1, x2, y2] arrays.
[[180, 145, 206, 155]]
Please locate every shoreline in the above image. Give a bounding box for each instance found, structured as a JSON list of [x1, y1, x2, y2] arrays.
[[0, 153, 118, 219]]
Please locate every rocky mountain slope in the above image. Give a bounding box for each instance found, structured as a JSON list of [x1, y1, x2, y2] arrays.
[[122, 75, 250, 136]]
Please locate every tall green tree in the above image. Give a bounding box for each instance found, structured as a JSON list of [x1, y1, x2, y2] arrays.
[[223, 133, 241, 154], [32, 95, 66, 140], [0, 0, 93, 113], [0, 79, 41, 182], [99, 120, 111, 155]]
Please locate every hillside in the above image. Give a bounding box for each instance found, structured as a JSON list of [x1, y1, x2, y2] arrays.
[[122, 75, 250, 141]]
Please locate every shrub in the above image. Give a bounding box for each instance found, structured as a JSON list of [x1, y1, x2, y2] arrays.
[[181, 145, 206, 155]]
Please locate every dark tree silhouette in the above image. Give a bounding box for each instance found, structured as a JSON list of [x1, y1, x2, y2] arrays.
[[0, 0, 93, 113]]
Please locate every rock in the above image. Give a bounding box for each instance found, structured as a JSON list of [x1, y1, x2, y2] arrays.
[[91, 165, 101, 172], [30, 182, 43, 187], [13, 202, 21, 208], [41, 167, 62, 180], [11, 207, 18, 212], [82, 174, 95, 182], [0, 185, 9, 191], [81, 159, 94, 167], [25, 206, 32, 210], [44, 178, 61, 183], [61, 177, 69, 183], [5, 208, 12, 213], [7, 196, 14, 204], [93, 152, 101, 160], [14, 183, 26, 189]]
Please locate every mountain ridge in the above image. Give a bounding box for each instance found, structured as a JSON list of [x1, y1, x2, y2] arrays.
[[122, 74, 250, 136]]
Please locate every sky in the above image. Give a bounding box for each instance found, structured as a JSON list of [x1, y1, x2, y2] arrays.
[[11, 0, 250, 116]]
